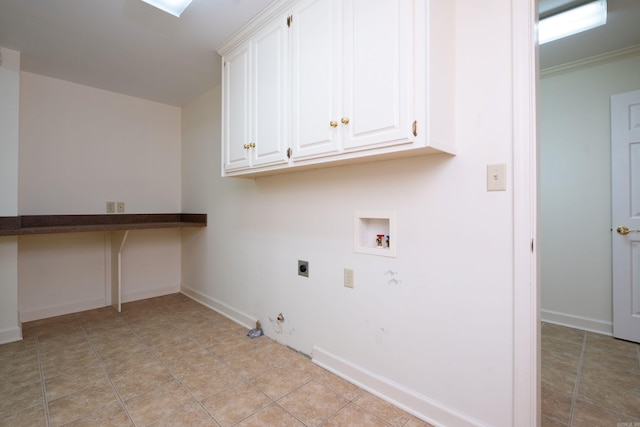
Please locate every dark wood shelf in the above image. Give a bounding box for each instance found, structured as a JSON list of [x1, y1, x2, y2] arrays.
[[0, 213, 206, 236]]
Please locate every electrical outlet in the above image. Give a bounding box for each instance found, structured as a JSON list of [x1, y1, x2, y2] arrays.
[[106, 201, 115, 213], [344, 268, 354, 288], [117, 202, 125, 213], [298, 260, 309, 277]]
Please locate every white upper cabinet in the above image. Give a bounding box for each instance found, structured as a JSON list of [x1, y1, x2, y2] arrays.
[[251, 16, 289, 168], [221, 11, 289, 172], [290, 0, 341, 160], [341, 0, 415, 151], [221, 43, 251, 171], [290, 0, 414, 160], [217, 0, 455, 178]]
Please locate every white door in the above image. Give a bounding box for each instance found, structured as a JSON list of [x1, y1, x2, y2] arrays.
[[612, 89, 640, 343]]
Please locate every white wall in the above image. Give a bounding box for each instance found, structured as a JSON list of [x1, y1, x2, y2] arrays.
[[0, 47, 21, 343], [540, 54, 640, 334], [19, 72, 182, 215], [181, 1, 517, 424], [18, 72, 183, 321]]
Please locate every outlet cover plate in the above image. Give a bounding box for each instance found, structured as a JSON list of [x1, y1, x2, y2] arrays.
[[344, 268, 354, 288]]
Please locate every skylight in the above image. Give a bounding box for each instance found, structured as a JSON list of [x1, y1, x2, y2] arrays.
[[539, 0, 607, 44], [140, 0, 193, 17]]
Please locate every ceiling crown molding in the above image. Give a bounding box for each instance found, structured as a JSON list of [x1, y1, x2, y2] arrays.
[[541, 43, 640, 77]]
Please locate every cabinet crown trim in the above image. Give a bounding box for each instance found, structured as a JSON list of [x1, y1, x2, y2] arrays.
[[216, 0, 296, 55]]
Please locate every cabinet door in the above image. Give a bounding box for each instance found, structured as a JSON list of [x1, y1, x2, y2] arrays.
[[290, 0, 342, 160], [342, 0, 415, 150], [222, 44, 251, 171], [251, 17, 289, 168]]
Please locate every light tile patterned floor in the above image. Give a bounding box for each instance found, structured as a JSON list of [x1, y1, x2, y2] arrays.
[[0, 294, 434, 426], [541, 322, 640, 426]]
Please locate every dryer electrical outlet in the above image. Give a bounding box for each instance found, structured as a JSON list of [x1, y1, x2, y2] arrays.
[[298, 260, 309, 277]]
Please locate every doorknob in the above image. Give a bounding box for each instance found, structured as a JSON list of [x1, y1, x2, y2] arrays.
[[616, 226, 640, 235]]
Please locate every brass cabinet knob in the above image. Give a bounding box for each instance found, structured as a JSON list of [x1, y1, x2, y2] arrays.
[[330, 121, 338, 128], [249, 142, 256, 148], [341, 117, 350, 125], [243, 144, 249, 149]]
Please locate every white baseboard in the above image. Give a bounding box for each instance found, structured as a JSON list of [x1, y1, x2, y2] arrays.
[[19, 298, 105, 323], [181, 285, 256, 329], [121, 285, 180, 304], [17, 285, 198, 323], [541, 309, 613, 336], [312, 347, 487, 427], [0, 326, 22, 345]]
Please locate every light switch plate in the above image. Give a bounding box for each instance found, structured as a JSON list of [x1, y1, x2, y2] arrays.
[[106, 201, 115, 213], [117, 202, 125, 213], [487, 164, 507, 191]]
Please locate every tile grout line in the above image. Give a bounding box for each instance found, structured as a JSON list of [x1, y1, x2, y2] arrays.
[[567, 332, 587, 426], [144, 328, 218, 424], [351, 396, 400, 427], [119, 310, 230, 426], [169, 315, 287, 425], [211, 338, 382, 426], [205, 312, 352, 424], [243, 377, 316, 427], [232, 375, 347, 427], [76, 314, 138, 427], [206, 343, 316, 425], [131, 310, 330, 427], [34, 334, 51, 427]]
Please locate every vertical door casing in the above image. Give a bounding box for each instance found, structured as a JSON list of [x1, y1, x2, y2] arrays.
[[222, 44, 251, 171], [342, 0, 415, 151], [252, 17, 290, 168], [290, 0, 342, 159]]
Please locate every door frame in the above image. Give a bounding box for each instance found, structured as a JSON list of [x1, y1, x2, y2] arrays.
[[512, 0, 539, 424]]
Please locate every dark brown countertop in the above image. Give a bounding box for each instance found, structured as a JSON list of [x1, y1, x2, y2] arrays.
[[0, 213, 206, 236]]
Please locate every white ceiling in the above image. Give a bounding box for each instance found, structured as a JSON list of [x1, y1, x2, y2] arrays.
[[0, 0, 639, 106], [0, 0, 273, 106]]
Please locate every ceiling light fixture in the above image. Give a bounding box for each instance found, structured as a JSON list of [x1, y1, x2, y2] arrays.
[[539, 0, 607, 44], [140, 0, 193, 17]]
